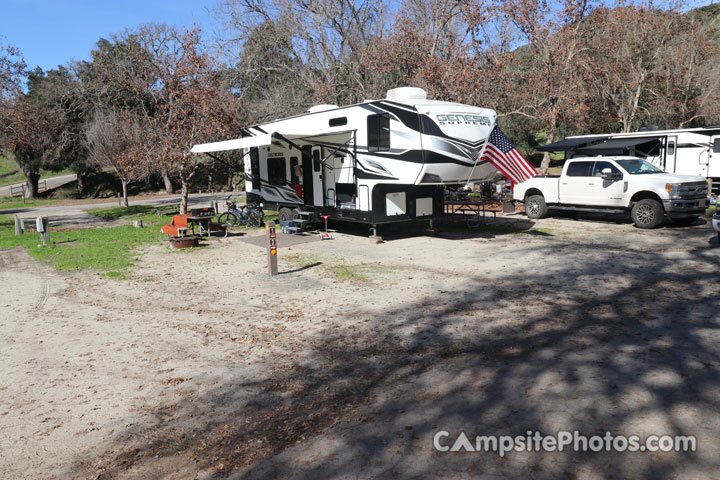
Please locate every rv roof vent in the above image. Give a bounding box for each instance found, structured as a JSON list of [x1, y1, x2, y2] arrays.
[[386, 87, 427, 101], [308, 104, 339, 113]]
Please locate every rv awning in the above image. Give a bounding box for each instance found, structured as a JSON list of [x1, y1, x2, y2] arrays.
[[576, 136, 662, 154], [535, 135, 608, 152], [190, 130, 355, 154], [190, 133, 274, 153]]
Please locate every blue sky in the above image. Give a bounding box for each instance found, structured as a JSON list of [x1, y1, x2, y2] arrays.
[[0, 0, 217, 72]]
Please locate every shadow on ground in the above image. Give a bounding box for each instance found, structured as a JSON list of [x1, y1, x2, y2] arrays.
[[72, 236, 720, 479], [319, 216, 540, 241]]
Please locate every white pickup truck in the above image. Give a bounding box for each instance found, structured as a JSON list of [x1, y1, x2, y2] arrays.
[[513, 156, 709, 228]]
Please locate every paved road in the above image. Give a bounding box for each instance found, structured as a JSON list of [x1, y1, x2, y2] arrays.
[[0, 173, 78, 197]]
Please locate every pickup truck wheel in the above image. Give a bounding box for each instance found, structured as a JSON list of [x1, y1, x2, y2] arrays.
[[526, 195, 548, 219], [631, 199, 664, 229]]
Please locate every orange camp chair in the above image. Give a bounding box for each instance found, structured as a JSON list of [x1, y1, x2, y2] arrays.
[[161, 214, 190, 237]]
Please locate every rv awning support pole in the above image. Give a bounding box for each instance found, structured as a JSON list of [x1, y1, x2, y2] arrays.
[[319, 135, 355, 169], [273, 132, 356, 170], [203, 151, 250, 171]]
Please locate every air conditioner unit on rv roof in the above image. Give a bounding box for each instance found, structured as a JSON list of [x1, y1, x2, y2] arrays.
[[386, 87, 427, 101]]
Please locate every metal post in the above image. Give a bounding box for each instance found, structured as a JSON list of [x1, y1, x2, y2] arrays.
[[266, 220, 278, 276], [36, 216, 49, 246]]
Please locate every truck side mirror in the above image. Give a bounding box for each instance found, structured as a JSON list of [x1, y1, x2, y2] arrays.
[[601, 168, 622, 181]]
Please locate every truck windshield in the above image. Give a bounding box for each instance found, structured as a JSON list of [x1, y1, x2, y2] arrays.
[[616, 159, 664, 174]]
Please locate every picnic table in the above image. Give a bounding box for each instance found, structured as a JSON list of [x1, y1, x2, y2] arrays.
[[186, 215, 226, 238], [444, 200, 499, 226], [187, 207, 226, 238]]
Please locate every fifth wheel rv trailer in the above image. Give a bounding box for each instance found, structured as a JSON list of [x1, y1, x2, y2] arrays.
[[537, 127, 720, 194], [190, 87, 499, 228]]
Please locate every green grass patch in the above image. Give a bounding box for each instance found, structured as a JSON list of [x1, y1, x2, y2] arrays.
[[0, 197, 59, 210], [326, 264, 369, 281], [0, 207, 170, 277], [87, 205, 159, 222], [282, 253, 388, 283]]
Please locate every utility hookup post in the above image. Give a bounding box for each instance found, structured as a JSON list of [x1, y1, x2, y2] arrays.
[[14, 215, 24, 236], [36, 216, 49, 246], [266, 220, 278, 276]]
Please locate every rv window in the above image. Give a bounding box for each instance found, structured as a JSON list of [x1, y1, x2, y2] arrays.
[[368, 113, 390, 152], [329, 117, 347, 127], [290, 156, 299, 183], [667, 141, 675, 155], [566, 161, 594, 177], [267, 157, 287, 185], [714, 139, 720, 153]]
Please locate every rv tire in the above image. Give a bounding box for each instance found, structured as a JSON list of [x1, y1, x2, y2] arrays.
[[278, 207, 293, 223]]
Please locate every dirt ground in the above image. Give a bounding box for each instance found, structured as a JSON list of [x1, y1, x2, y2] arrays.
[[1, 213, 719, 479]]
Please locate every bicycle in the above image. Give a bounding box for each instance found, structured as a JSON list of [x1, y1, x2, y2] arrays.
[[218, 196, 264, 227]]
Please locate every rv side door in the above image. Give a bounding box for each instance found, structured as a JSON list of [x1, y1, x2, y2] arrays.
[[664, 136, 677, 172], [311, 146, 324, 207]]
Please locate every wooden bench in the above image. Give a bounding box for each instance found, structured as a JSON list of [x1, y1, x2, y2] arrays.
[[155, 202, 181, 217]]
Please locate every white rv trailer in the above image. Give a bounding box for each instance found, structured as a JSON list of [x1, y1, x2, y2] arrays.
[[537, 127, 720, 194], [191, 87, 498, 227]]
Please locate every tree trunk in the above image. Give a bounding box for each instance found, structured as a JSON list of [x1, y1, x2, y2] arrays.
[[162, 168, 174, 194], [76, 172, 85, 198], [121, 179, 129, 207], [226, 166, 233, 192], [539, 125, 557, 174], [180, 176, 189, 214], [25, 171, 40, 199]]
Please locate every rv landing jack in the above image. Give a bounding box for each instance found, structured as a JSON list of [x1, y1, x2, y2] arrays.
[[369, 225, 382, 244], [426, 218, 438, 235]]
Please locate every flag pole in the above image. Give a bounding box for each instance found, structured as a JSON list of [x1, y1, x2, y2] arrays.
[[463, 120, 496, 189]]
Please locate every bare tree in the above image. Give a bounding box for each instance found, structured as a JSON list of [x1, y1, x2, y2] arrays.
[[150, 29, 242, 214], [86, 110, 150, 207], [214, 0, 387, 116], [497, 0, 600, 172], [0, 41, 27, 100]]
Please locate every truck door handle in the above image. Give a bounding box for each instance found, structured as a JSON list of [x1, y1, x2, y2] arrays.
[[588, 182, 596, 185]]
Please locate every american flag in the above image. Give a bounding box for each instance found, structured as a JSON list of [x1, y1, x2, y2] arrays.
[[481, 126, 537, 184]]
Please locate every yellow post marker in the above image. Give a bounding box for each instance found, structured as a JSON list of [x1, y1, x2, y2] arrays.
[[266, 220, 278, 276]]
